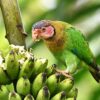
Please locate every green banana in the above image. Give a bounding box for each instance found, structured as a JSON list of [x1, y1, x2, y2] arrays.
[[65, 97, 75, 100], [46, 64, 57, 76], [0, 85, 9, 100], [0, 67, 10, 84], [46, 73, 60, 95], [10, 44, 26, 60], [19, 57, 34, 78], [0, 54, 4, 67], [51, 91, 66, 100], [10, 45, 34, 61], [6, 83, 14, 92], [36, 86, 50, 100], [24, 94, 34, 100], [57, 78, 74, 93], [5, 50, 19, 80], [9, 91, 22, 100], [32, 58, 48, 76], [66, 88, 78, 99], [32, 72, 47, 97], [16, 76, 30, 96]]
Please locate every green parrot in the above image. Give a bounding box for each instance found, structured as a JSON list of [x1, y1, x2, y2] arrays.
[[32, 20, 100, 82]]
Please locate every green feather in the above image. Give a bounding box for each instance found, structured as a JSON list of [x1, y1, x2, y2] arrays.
[[64, 27, 94, 65]]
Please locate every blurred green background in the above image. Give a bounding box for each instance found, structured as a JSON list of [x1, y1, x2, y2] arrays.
[[0, 0, 100, 100]]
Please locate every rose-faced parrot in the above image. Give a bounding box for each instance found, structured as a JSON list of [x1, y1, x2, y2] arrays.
[[32, 20, 100, 82]]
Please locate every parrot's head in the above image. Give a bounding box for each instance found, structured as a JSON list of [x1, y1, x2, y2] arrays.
[[32, 20, 55, 41]]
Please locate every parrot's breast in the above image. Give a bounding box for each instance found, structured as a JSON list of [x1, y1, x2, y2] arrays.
[[44, 36, 65, 53]]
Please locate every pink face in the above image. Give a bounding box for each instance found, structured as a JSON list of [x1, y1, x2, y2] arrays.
[[32, 26, 54, 41]]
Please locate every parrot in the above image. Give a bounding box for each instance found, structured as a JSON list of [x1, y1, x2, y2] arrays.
[[32, 20, 100, 82]]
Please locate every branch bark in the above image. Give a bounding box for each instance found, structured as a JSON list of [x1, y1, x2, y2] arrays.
[[0, 0, 26, 46]]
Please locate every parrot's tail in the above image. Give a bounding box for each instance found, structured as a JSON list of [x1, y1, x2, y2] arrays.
[[89, 62, 100, 83]]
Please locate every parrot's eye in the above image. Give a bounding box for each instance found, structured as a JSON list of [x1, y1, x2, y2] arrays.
[[35, 25, 54, 39], [41, 27, 46, 32]]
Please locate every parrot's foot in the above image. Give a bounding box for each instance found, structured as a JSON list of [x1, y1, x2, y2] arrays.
[[54, 67, 73, 80]]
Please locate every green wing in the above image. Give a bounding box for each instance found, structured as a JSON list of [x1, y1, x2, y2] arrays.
[[64, 27, 94, 65]]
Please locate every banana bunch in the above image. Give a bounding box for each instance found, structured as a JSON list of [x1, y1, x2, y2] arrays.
[[0, 45, 78, 100]]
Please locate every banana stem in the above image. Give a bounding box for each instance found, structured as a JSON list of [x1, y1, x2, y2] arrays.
[[0, 0, 27, 46]]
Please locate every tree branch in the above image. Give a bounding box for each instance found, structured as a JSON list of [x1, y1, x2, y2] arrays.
[[0, 0, 26, 46]]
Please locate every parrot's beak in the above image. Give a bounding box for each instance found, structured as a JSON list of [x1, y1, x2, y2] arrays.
[[32, 29, 40, 42]]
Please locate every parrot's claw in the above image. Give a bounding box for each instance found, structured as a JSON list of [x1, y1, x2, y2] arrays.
[[54, 67, 73, 80]]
